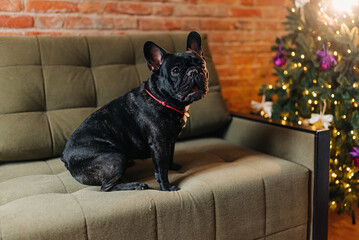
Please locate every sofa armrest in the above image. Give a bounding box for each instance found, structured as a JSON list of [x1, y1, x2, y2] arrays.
[[221, 113, 330, 240]]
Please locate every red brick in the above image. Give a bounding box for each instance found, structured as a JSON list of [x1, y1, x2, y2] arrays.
[[200, 19, 237, 30], [79, 2, 105, 14], [0, 15, 34, 28], [261, 7, 288, 19], [35, 16, 63, 29], [201, 0, 235, 3], [140, 18, 182, 30], [153, 5, 174, 16], [0, 0, 22, 12], [26, 0, 78, 13], [64, 16, 113, 30], [174, 4, 214, 17], [114, 17, 138, 30], [257, 0, 286, 6], [240, 0, 255, 6], [181, 18, 199, 30], [230, 8, 261, 17], [105, 3, 152, 15]]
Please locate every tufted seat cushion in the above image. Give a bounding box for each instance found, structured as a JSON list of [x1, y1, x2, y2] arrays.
[[0, 138, 309, 239]]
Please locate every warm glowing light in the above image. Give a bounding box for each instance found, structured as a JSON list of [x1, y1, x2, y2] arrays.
[[332, 173, 337, 178], [298, 63, 302, 67], [328, 84, 332, 88], [282, 85, 287, 90], [303, 66, 308, 71], [284, 70, 288, 75], [268, 85, 273, 89], [291, 8, 296, 13], [333, 51, 338, 56], [332, 0, 357, 13], [342, 115, 347, 119], [301, 54, 305, 59], [314, 100, 318, 105], [312, 92, 317, 97], [353, 82, 358, 88], [317, 36, 322, 41], [348, 49, 352, 54], [298, 120, 302, 125], [308, 99, 313, 104], [331, 94, 335, 98], [305, 89, 309, 95], [336, 30, 340, 35], [291, 51, 295, 56]]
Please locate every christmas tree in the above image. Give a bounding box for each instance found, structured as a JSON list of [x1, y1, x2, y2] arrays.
[[257, 0, 359, 223]]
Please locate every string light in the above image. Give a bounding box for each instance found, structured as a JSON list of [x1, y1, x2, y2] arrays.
[[291, 52, 295, 56], [313, 79, 317, 84], [348, 49, 352, 54], [301, 54, 305, 59], [318, 36, 322, 41]]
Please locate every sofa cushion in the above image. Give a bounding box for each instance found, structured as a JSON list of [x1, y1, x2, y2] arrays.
[[0, 34, 230, 162], [0, 138, 308, 239]]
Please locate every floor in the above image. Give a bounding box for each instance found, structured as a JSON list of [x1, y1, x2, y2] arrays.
[[328, 206, 359, 239]]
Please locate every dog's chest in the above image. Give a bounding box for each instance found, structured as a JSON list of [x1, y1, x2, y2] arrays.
[[181, 105, 190, 128]]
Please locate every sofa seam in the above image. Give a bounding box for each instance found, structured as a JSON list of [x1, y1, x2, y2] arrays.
[[36, 36, 55, 157], [84, 36, 98, 108], [70, 194, 89, 240], [127, 35, 142, 86], [184, 176, 216, 240]]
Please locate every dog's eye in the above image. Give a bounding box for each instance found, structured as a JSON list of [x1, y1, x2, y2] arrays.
[[171, 67, 180, 76]]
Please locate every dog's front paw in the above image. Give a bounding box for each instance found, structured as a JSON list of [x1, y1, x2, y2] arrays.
[[160, 183, 180, 191], [169, 163, 181, 171], [136, 183, 149, 190], [168, 185, 180, 191]]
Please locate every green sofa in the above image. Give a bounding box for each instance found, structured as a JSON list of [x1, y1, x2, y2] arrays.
[[0, 34, 329, 240]]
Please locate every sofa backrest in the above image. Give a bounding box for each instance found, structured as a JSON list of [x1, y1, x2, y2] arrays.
[[0, 33, 231, 162]]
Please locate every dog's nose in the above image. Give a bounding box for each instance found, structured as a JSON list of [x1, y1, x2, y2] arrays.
[[187, 69, 198, 76]]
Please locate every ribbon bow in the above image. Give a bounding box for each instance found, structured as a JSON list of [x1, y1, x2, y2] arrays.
[[309, 102, 333, 129], [251, 95, 273, 118]]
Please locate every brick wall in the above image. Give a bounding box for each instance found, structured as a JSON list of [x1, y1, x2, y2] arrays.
[[0, 0, 289, 112]]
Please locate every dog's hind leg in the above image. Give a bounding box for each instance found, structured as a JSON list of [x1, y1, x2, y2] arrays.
[[97, 153, 148, 192]]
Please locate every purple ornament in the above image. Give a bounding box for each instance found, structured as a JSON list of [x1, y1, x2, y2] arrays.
[[316, 44, 337, 71], [349, 146, 359, 168], [273, 39, 287, 67]]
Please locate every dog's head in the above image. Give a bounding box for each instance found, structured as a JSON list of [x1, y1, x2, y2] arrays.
[[144, 32, 209, 105]]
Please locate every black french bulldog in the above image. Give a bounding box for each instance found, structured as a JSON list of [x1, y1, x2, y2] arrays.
[[61, 32, 209, 192]]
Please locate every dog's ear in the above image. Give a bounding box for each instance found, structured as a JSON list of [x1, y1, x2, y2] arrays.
[[144, 41, 168, 71], [186, 31, 203, 56]]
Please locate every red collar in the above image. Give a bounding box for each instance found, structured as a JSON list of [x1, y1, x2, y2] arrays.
[[145, 89, 189, 117]]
